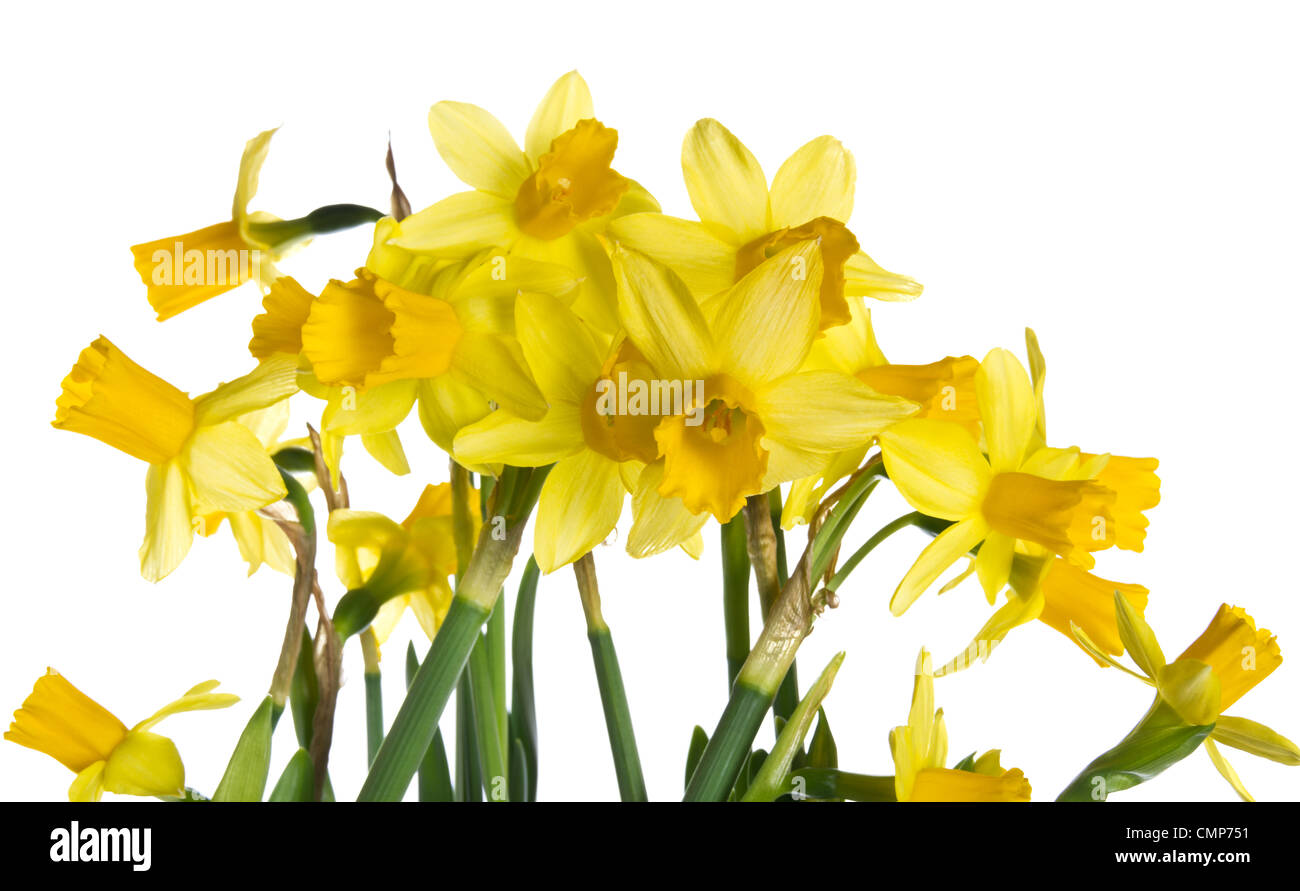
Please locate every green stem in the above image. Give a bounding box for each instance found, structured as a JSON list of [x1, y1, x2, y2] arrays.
[[468, 635, 508, 801], [510, 557, 541, 801], [825, 512, 922, 593], [361, 629, 383, 766], [720, 515, 751, 689], [357, 467, 546, 801], [245, 203, 384, 246], [744, 495, 800, 727], [684, 682, 772, 801], [455, 671, 482, 802], [742, 652, 844, 802], [405, 644, 454, 802], [487, 591, 508, 756], [575, 552, 647, 802]]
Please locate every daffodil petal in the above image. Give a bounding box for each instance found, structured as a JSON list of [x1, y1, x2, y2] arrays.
[[627, 461, 709, 558], [681, 118, 770, 244], [362, 430, 411, 476], [974, 531, 1016, 603], [516, 291, 603, 405], [526, 70, 594, 164], [605, 213, 737, 297], [68, 761, 106, 802], [453, 405, 583, 467], [891, 517, 988, 615], [977, 348, 1037, 473], [101, 731, 185, 799], [140, 460, 193, 583], [452, 332, 547, 421], [391, 191, 519, 257], [713, 241, 822, 388], [612, 246, 714, 380], [183, 422, 287, 514], [428, 101, 530, 197], [534, 451, 624, 573], [769, 135, 856, 226], [1204, 738, 1254, 802], [756, 371, 916, 452], [879, 419, 989, 520], [1211, 716, 1300, 765], [1114, 589, 1166, 679], [193, 355, 298, 427], [323, 380, 418, 437]]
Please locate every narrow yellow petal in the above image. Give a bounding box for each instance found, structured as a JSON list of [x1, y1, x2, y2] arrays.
[[879, 419, 989, 520], [612, 246, 714, 381], [428, 101, 530, 197], [140, 460, 194, 583], [605, 213, 737, 297], [681, 118, 770, 244], [768, 135, 856, 226], [755, 371, 917, 453], [1204, 738, 1254, 802], [977, 348, 1037, 473], [533, 452, 624, 573], [891, 517, 988, 615], [526, 70, 594, 164]]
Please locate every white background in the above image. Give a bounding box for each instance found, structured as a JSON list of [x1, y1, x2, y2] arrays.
[[2, 1, 1297, 802]]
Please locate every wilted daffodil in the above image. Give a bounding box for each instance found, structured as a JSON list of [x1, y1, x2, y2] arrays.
[[608, 118, 920, 327], [611, 242, 918, 552], [327, 483, 472, 642], [5, 669, 238, 801], [53, 338, 298, 581], [890, 650, 1031, 801], [384, 71, 658, 334], [1074, 597, 1298, 801], [877, 347, 1156, 614]]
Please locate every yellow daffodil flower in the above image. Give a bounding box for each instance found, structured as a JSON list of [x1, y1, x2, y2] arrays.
[[5, 669, 238, 801], [53, 338, 298, 581], [131, 129, 291, 321], [610, 242, 918, 553], [889, 650, 1031, 801], [327, 483, 471, 642], [935, 553, 1150, 675], [783, 297, 980, 528], [383, 71, 659, 334], [608, 118, 920, 327], [455, 290, 680, 571], [877, 347, 1162, 614], [1076, 598, 1299, 801]]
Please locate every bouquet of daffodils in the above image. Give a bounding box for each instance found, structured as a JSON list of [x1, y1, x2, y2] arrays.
[[10, 72, 1296, 803]]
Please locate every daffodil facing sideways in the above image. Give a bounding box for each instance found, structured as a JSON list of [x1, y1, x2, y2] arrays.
[[783, 297, 980, 528], [610, 242, 918, 553], [878, 346, 1162, 615], [1067, 596, 1299, 801], [890, 650, 1031, 801], [5, 669, 238, 801], [327, 483, 472, 643], [608, 118, 921, 327], [296, 244, 578, 477], [131, 129, 383, 321], [935, 552, 1151, 676], [382, 71, 659, 335], [53, 338, 298, 581]]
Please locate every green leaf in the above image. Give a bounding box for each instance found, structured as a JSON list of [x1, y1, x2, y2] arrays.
[[268, 749, 315, 802], [790, 768, 896, 801], [1057, 699, 1214, 801], [952, 751, 977, 772], [685, 726, 709, 793], [290, 626, 318, 749], [742, 652, 844, 802], [510, 557, 541, 801], [807, 708, 838, 770], [508, 737, 530, 803], [406, 643, 454, 802], [213, 697, 275, 802]]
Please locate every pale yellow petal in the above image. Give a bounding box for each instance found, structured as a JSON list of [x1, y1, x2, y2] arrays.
[[769, 135, 856, 226], [1211, 716, 1300, 765], [627, 461, 709, 558], [712, 241, 822, 388], [428, 101, 530, 197], [842, 250, 924, 301], [193, 355, 298, 427], [233, 128, 277, 231], [1204, 738, 1254, 802], [452, 332, 547, 421], [756, 371, 917, 452], [974, 531, 1016, 604], [140, 460, 193, 583], [323, 380, 418, 437], [605, 213, 737, 297], [1114, 589, 1166, 679], [183, 422, 287, 514], [362, 430, 411, 476], [391, 191, 519, 257], [534, 452, 624, 573], [612, 246, 714, 380], [879, 419, 989, 520], [891, 517, 989, 615], [516, 291, 603, 405], [977, 348, 1037, 473], [681, 118, 770, 244], [101, 731, 185, 798], [453, 405, 583, 467], [526, 70, 595, 164], [69, 761, 106, 802]]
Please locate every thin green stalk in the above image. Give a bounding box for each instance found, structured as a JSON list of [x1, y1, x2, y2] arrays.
[[361, 629, 383, 766], [744, 495, 800, 726], [487, 591, 508, 755], [825, 512, 922, 593], [468, 636, 508, 801], [684, 682, 772, 801], [720, 515, 751, 689], [455, 673, 482, 802], [357, 466, 547, 801], [510, 557, 541, 801], [575, 552, 647, 802]]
